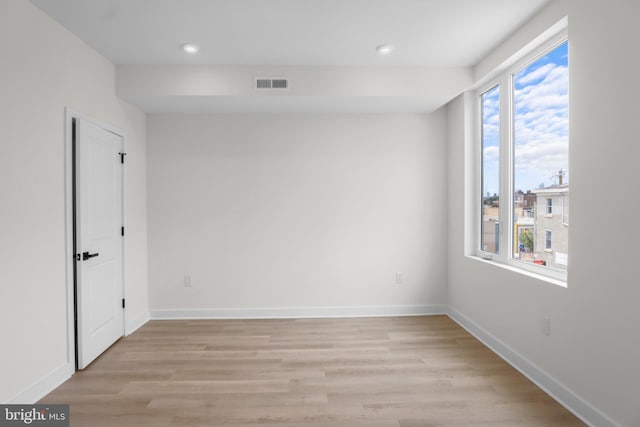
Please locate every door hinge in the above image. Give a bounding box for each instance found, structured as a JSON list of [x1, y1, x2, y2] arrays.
[[122, 298, 125, 309], [121, 226, 125, 236], [119, 152, 127, 164]]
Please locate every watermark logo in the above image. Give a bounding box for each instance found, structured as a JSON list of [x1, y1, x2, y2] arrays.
[[0, 405, 68, 427]]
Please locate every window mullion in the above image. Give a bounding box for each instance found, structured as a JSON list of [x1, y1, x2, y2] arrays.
[[499, 74, 510, 262]]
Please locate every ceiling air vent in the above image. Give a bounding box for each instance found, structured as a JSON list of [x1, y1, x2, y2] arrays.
[[254, 77, 289, 91]]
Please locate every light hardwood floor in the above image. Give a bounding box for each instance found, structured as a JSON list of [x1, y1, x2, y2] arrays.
[[40, 315, 585, 426]]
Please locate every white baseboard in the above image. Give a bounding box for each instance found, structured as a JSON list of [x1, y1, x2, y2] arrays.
[[9, 304, 619, 427], [7, 311, 149, 404], [151, 304, 447, 320], [126, 310, 150, 335], [446, 307, 620, 427], [8, 363, 74, 404]]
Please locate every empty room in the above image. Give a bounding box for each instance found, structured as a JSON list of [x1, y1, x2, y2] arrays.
[[1, 0, 638, 426]]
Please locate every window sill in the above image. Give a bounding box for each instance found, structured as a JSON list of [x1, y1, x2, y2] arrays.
[[467, 255, 567, 288]]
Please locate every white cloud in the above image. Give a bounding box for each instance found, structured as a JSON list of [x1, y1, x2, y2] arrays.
[[486, 112, 500, 125], [516, 63, 556, 85], [515, 65, 568, 110], [482, 88, 500, 143], [483, 145, 499, 161], [480, 51, 569, 193], [482, 86, 500, 117], [482, 121, 499, 141], [513, 62, 569, 190]]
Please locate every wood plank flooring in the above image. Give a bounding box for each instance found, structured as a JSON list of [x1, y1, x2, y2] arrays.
[[40, 315, 585, 426]]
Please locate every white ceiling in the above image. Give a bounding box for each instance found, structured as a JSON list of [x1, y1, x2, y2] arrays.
[[31, 0, 548, 67], [30, 0, 549, 112]]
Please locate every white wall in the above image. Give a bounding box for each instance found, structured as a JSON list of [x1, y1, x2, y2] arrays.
[[116, 64, 472, 114], [447, 1, 640, 426], [4, 1, 638, 425], [148, 113, 448, 316], [0, 0, 148, 402]]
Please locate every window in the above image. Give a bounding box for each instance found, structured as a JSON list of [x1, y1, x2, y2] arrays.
[[545, 230, 552, 250], [562, 194, 569, 225], [476, 31, 569, 281], [481, 86, 500, 254]]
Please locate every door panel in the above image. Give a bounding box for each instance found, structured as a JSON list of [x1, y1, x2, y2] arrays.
[[86, 260, 117, 333], [76, 118, 124, 369]]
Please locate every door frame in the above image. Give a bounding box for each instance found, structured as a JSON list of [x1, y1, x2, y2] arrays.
[[64, 108, 127, 370]]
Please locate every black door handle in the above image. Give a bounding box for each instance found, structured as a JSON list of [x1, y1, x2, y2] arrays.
[[82, 251, 99, 261]]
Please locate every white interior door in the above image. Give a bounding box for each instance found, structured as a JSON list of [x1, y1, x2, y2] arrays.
[[75, 118, 124, 369]]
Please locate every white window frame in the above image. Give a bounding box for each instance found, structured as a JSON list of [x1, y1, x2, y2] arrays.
[[545, 230, 553, 251], [473, 28, 568, 284], [546, 198, 553, 216], [562, 194, 569, 226]]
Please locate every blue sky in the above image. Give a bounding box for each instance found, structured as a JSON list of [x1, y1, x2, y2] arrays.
[[482, 41, 568, 197]]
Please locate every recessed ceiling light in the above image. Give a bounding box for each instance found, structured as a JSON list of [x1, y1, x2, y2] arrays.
[[376, 44, 395, 56], [182, 43, 199, 54]]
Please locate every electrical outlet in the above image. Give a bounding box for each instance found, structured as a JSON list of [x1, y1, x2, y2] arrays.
[[540, 318, 551, 336], [395, 272, 403, 285], [184, 275, 191, 287]]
